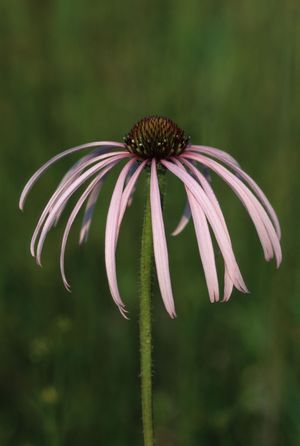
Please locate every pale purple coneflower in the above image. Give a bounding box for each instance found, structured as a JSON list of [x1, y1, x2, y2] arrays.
[[19, 116, 282, 318]]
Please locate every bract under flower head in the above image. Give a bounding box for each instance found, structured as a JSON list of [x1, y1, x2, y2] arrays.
[[124, 116, 190, 159]]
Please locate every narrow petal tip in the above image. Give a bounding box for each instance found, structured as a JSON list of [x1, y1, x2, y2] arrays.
[[79, 229, 88, 245], [235, 284, 249, 294], [166, 305, 177, 319], [78, 234, 85, 246], [19, 194, 25, 211], [63, 279, 71, 292], [209, 292, 219, 303], [214, 292, 220, 303], [119, 305, 129, 319], [241, 286, 250, 294]]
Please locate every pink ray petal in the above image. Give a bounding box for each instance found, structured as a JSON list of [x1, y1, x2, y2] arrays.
[[51, 150, 126, 207], [189, 145, 240, 167], [79, 159, 141, 245], [35, 154, 128, 264], [150, 159, 176, 318], [53, 150, 108, 226], [60, 164, 114, 291], [181, 159, 238, 300], [55, 147, 112, 199], [30, 151, 126, 253], [19, 141, 125, 210], [79, 180, 103, 245], [183, 153, 282, 267], [161, 159, 248, 293], [127, 188, 135, 207], [30, 152, 128, 258], [181, 159, 233, 243], [186, 190, 219, 302], [223, 270, 234, 302], [105, 159, 136, 312], [171, 163, 212, 237], [117, 160, 147, 235], [172, 201, 191, 236], [233, 169, 281, 240], [230, 165, 281, 240], [184, 154, 274, 261], [187, 146, 281, 238], [125, 162, 139, 207], [179, 158, 235, 301]]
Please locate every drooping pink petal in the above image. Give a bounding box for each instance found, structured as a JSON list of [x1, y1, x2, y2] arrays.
[[79, 180, 103, 245], [52, 150, 126, 203], [233, 169, 281, 239], [150, 159, 176, 318], [35, 154, 129, 264], [105, 159, 136, 313], [161, 159, 248, 293], [30, 152, 129, 258], [19, 141, 125, 210], [187, 146, 281, 238], [186, 190, 219, 302], [179, 158, 235, 301], [125, 162, 139, 207], [172, 201, 192, 236], [60, 164, 115, 291], [30, 151, 126, 254], [184, 154, 273, 262], [171, 164, 212, 237], [55, 148, 109, 198], [127, 188, 135, 207], [79, 161, 144, 246], [189, 145, 240, 167], [54, 150, 108, 226], [183, 153, 282, 267], [117, 160, 147, 235]]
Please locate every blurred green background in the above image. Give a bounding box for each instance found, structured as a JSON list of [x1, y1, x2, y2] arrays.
[[1, 0, 300, 445]]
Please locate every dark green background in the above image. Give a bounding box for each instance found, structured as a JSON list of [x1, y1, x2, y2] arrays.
[[1, 0, 299, 445]]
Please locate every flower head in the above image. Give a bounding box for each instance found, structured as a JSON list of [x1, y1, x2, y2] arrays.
[[20, 116, 282, 318], [124, 116, 190, 158]]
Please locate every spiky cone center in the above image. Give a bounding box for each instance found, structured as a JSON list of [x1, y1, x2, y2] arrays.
[[124, 116, 190, 159]]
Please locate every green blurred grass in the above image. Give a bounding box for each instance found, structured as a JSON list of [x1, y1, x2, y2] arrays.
[[1, 0, 300, 444]]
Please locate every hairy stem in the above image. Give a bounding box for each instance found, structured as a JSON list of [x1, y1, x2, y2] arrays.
[[139, 172, 154, 446], [139, 166, 166, 446]]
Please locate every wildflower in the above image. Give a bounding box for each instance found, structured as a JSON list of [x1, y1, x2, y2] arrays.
[[19, 116, 282, 318]]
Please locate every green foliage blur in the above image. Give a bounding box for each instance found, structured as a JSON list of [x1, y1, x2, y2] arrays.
[[1, 0, 299, 444]]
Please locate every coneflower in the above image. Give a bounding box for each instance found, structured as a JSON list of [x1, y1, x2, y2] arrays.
[[19, 116, 282, 445]]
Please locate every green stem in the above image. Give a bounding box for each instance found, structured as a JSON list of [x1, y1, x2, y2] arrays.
[[139, 166, 166, 446], [139, 172, 154, 446]]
